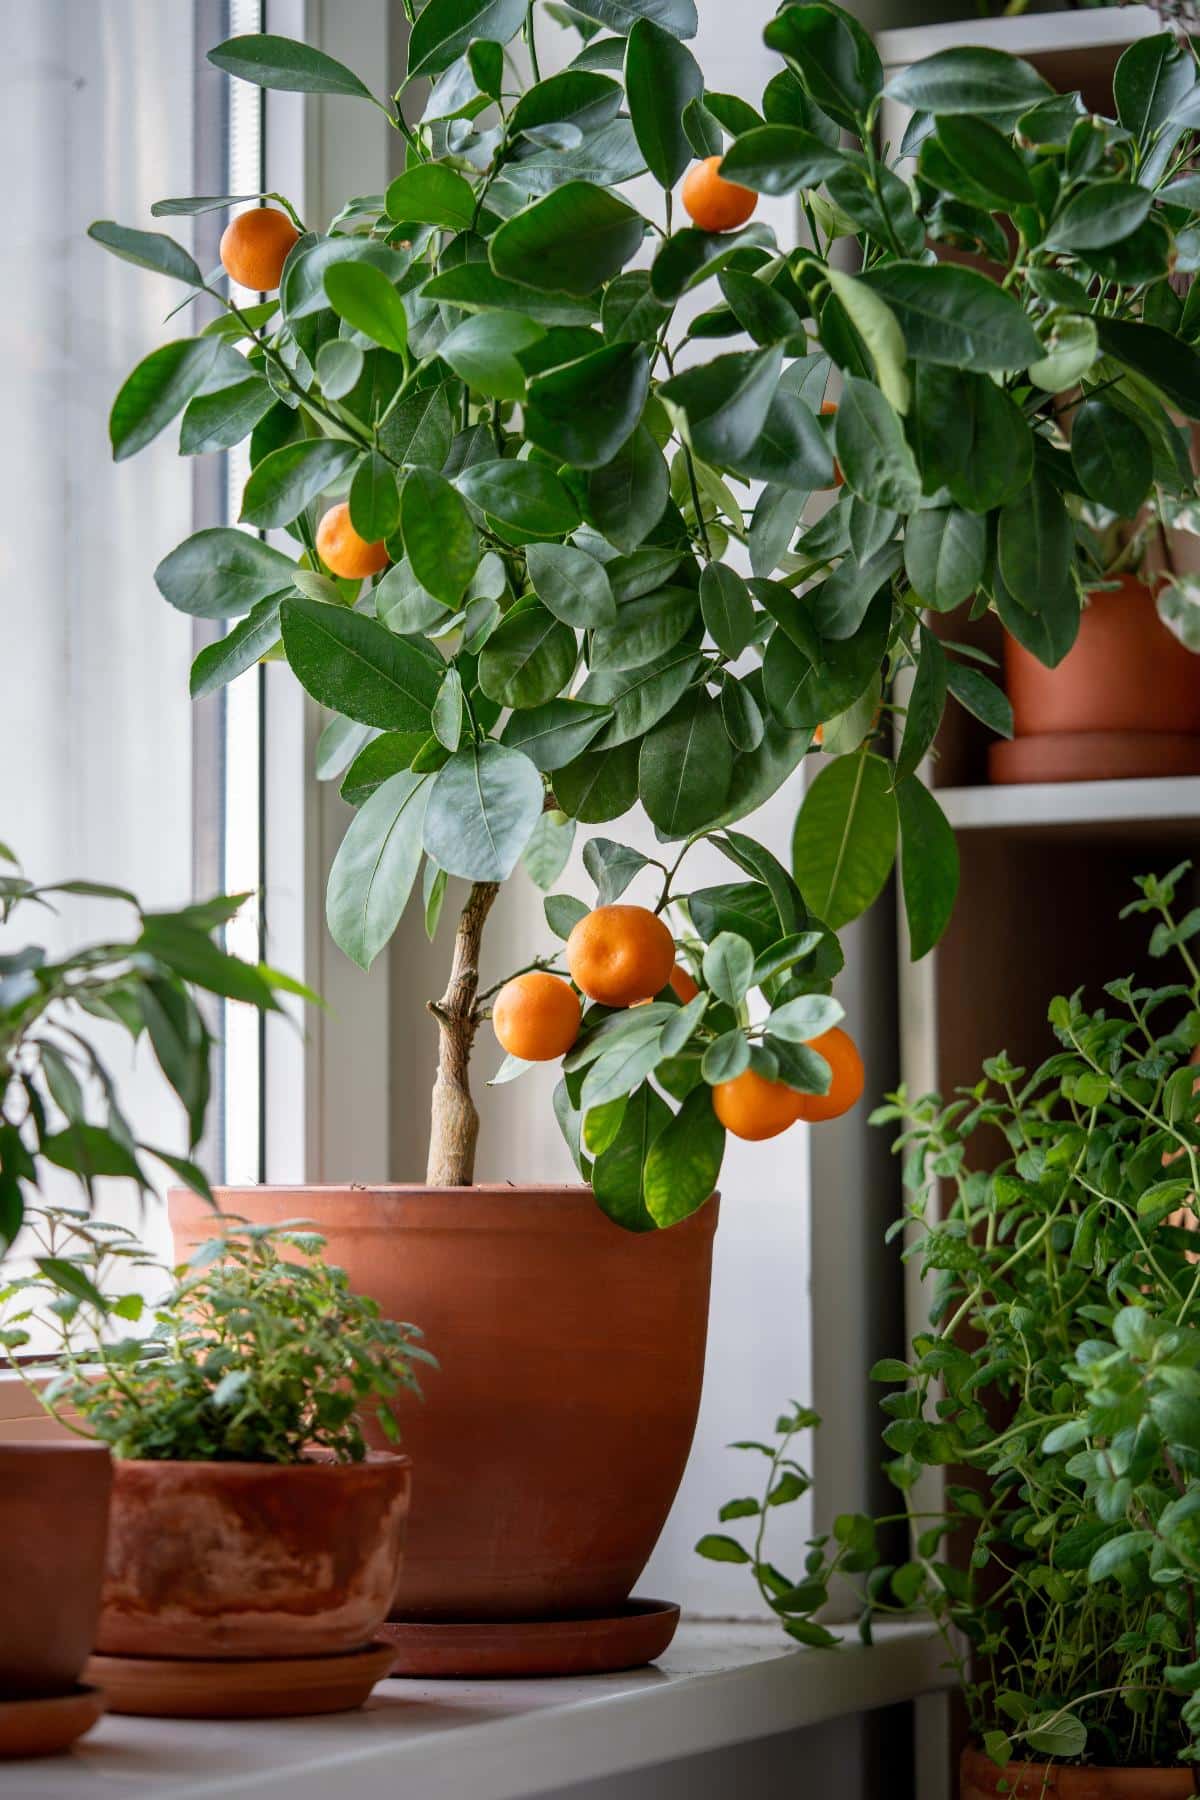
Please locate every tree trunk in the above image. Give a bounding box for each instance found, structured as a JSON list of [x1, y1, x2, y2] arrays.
[[425, 880, 499, 1187]]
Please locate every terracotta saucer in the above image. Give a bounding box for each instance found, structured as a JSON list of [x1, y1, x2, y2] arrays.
[[0, 1684, 106, 1760], [989, 730, 1200, 786], [85, 1638, 395, 1719], [379, 1597, 680, 1679]]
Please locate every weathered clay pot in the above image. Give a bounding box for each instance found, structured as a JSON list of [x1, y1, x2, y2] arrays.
[[171, 1184, 718, 1622], [0, 1442, 112, 1697], [96, 1453, 411, 1659], [991, 575, 1200, 784], [962, 1745, 1197, 1797]]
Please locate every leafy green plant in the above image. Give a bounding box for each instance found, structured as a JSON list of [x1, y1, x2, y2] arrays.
[[0, 844, 307, 1251], [92, 4, 1200, 1204], [711, 863, 1200, 1770], [2, 1212, 432, 1463]]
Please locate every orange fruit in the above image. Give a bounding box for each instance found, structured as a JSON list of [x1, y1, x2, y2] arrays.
[[669, 964, 700, 1003], [566, 905, 676, 1009], [681, 157, 757, 233], [820, 401, 843, 488], [316, 502, 390, 580], [792, 1027, 864, 1123], [492, 971, 580, 1062], [712, 1068, 804, 1141], [814, 723, 825, 746], [219, 207, 300, 293]]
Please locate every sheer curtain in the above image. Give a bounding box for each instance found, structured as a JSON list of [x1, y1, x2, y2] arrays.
[[0, 2, 201, 1237]]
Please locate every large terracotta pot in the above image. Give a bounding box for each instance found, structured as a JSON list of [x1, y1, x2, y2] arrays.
[[171, 1184, 718, 1621], [992, 575, 1200, 784], [962, 1745, 1197, 1797], [0, 1442, 112, 1696], [96, 1453, 411, 1658]]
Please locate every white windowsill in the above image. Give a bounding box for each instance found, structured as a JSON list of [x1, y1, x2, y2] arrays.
[[13, 1619, 953, 1800]]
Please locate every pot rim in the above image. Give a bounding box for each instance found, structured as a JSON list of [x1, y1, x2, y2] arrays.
[[962, 1743, 1196, 1779], [111, 1451, 412, 1474], [0, 1440, 111, 1458], [170, 1183, 720, 1229]]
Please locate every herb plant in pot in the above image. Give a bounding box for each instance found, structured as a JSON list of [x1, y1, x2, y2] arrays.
[[0, 855, 298, 1754], [7, 1215, 430, 1719], [94, 1, 1200, 1672]]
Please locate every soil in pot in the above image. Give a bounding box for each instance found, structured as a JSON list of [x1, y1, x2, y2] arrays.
[[96, 1452, 411, 1659], [0, 1442, 112, 1697], [990, 574, 1200, 785], [962, 1745, 1197, 1797], [171, 1184, 718, 1624]]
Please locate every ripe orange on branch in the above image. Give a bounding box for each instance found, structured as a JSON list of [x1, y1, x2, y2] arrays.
[[492, 971, 580, 1062], [792, 1027, 864, 1123], [316, 503, 390, 580], [566, 905, 676, 1009], [219, 206, 299, 293], [681, 157, 757, 233], [712, 1068, 803, 1142]]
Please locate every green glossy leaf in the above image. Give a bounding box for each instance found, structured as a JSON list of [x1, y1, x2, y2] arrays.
[[578, 645, 701, 746], [935, 114, 1033, 205], [478, 602, 578, 707], [997, 471, 1072, 612], [110, 338, 234, 462], [402, 468, 479, 606], [349, 451, 400, 543], [189, 598, 282, 698], [155, 527, 295, 619], [88, 219, 204, 287], [763, 1, 882, 134], [440, 313, 544, 401], [569, 0, 696, 34], [587, 425, 671, 552], [733, 391, 833, 489], [719, 124, 844, 193], [554, 739, 640, 822], [885, 46, 1050, 115], [896, 776, 957, 961], [525, 343, 650, 468], [180, 375, 275, 454], [423, 740, 543, 881], [834, 377, 920, 512], [326, 770, 429, 968], [791, 750, 897, 931], [904, 507, 986, 612], [279, 595, 440, 728], [423, 262, 600, 326], [811, 543, 902, 642], [1047, 180, 1152, 253], [639, 691, 733, 836], [660, 346, 782, 467], [1095, 318, 1200, 419], [822, 269, 908, 415], [455, 459, 582, 535], [407, 0, 527, 79], [527, 542, 617, 626], [490, 182, 645, 296], [1071, 399, 1153, 514], [700, 564, 756, 659], [591, 1081, 673, 1233], [895, 625, 946, 782], [324, 261, 409, 355], [865, 262, 1041, 374], [590, 586, 696, 671], [763, 590, 888, 731], [385, 164, 476, 230], [240, 439, 360, 528], [643, 1085, 723, 1226], [209, 32, 377, 99], [432, 667, 464, 751], [625, 17, 702, 188], [502, 698, 612, 771], [1114, 32, 1195, 145], [911, 364, 1032, 512]]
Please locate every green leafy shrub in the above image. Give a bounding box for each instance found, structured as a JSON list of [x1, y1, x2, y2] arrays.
[[92, 5, 1200, 1200], [0, 845, 306, 1250], [710, 863, 1200, 1769], [2, 1213, 433, 1463]]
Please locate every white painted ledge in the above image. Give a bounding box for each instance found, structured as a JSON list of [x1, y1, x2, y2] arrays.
[[14, 1620, 953, 1800], [937, 775, 1200, 844]]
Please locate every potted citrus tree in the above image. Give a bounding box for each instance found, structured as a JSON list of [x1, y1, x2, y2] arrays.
[[92, 1, 1200, 1668], [0, 853, 298, 1755]]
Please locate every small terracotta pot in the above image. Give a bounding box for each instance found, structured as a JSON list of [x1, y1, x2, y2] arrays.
[[96, 1453, 411, 1659], [171, 1184, 718, 1622], [0, 1442, 112, 1697], [1003, 575, 1200, 740], [962, 1745, 1197, 1797]]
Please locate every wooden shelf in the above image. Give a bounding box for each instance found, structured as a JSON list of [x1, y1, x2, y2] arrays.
[[937, 776, 1200, 845], [876, 8, 1161, 71]]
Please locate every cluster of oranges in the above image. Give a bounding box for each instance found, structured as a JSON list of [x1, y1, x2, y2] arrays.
[[491, 905, 863, 1143]]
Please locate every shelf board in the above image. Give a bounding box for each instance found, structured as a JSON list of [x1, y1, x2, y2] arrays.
[[876, 7, 1161, 69], [936, 775, 1200, 844], [11, 1619, 953, 1800]]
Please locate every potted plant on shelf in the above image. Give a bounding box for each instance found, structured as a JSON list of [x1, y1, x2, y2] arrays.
[[0, 851, 299, 1756], [711, 862, 1200, 1785], [92, 0, 1200, 1668], [4, 1213, 429, 1719]]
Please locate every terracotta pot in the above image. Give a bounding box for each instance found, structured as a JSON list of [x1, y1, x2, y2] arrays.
[[96, 1453, 411, 1659], [0, 1442, 112, 1698], [1003, 575, 1200, 740], [171, 1184, 718, 1622], [962, 1745, 1197, 1797]]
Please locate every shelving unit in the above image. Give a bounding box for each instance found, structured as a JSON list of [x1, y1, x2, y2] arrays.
[[876, 10, 1200, 1798]]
